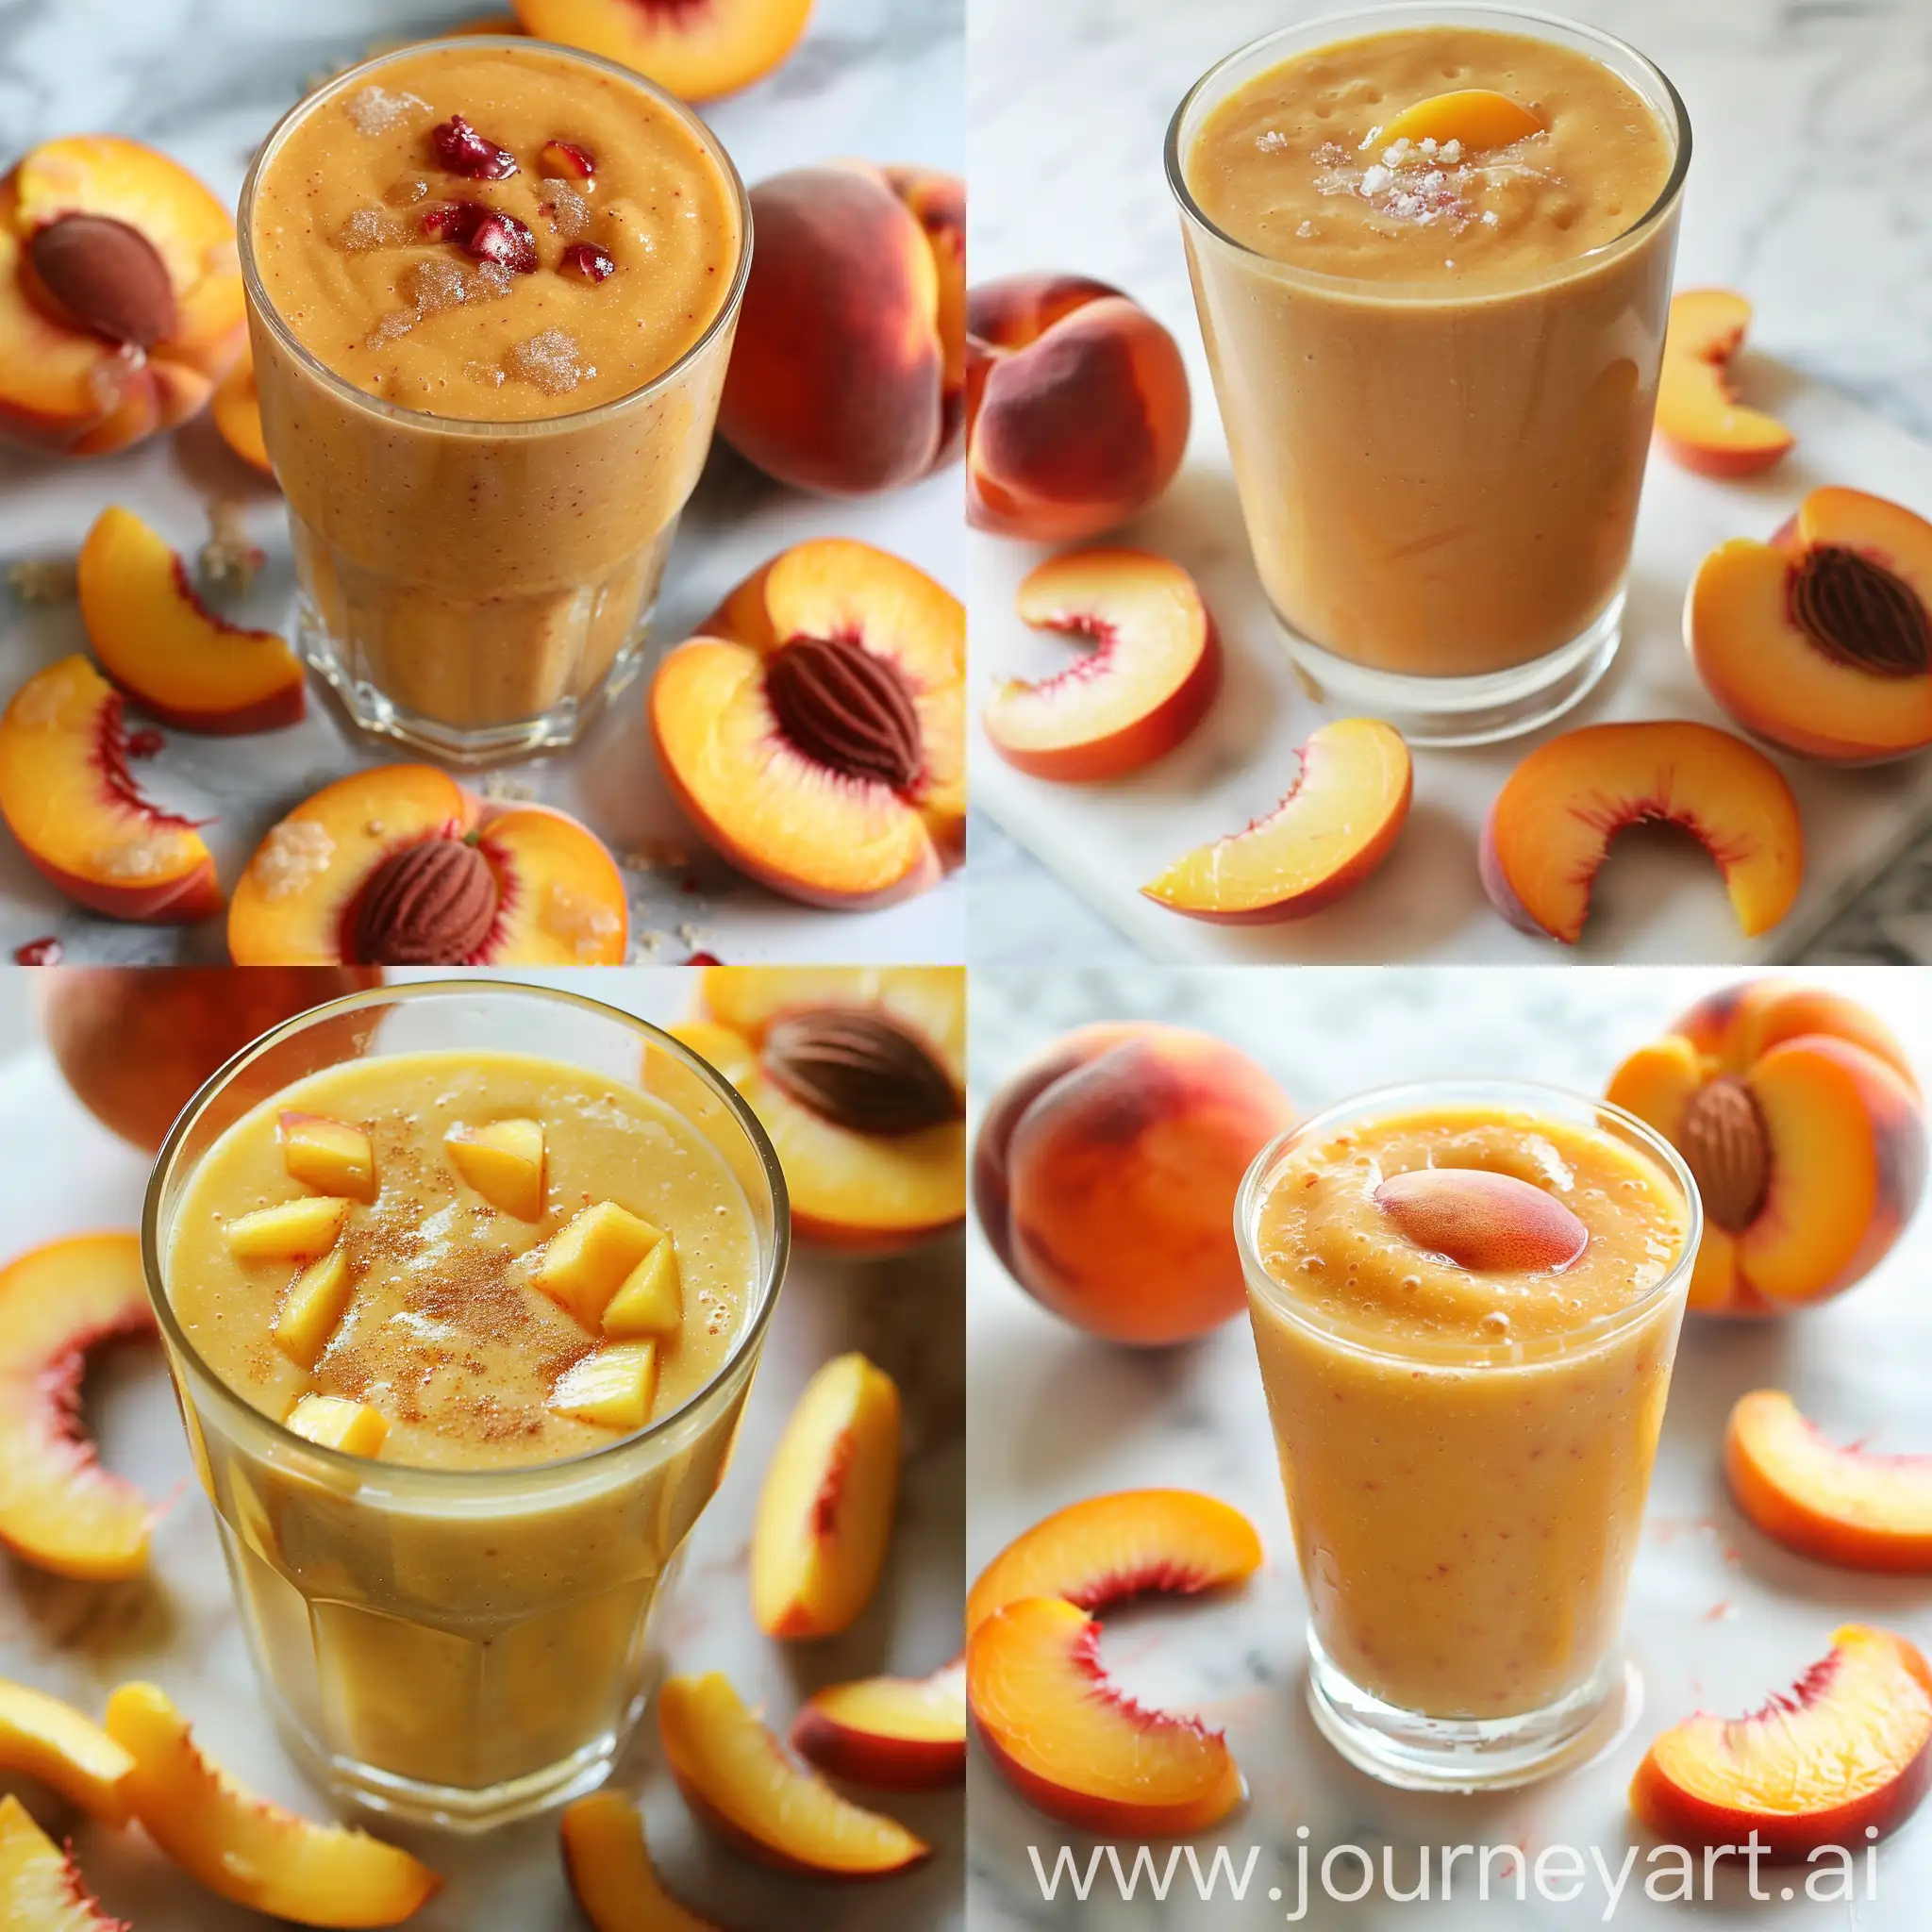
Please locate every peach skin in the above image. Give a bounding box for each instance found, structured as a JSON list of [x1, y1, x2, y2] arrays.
[[1141, 718, 1412, 924], [718, 162, 961, 494], [791, 1658, 966, 1791], [512, 0, 812, 101], [968, 1596, 1244, 1837], [0, 135, 243, 458], [974, 1022, 1296, 1344], [1688, 488, 1932, 762], [1606, 979, 1925, 1314], [0, 1680, 135, 1826], [1631, 1625, 1932, 1861], [1480, 721, 1804, 944], [984, 549, 1221, 780], [1373, 1169, 1589, 1274], [1725, 1391, 1932, 1571], [650, 540, 963, 908], [1655, 290, 1794, 479], [968, 275, 1191, 542], [560, 1792, 723, 1932], [0, 1793, 125, 1931]]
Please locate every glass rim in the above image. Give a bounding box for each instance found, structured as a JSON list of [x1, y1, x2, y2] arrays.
[[236, 34, 754, 437], [1234, 1075, 1703, 1369], [1163, 1, 1692, 305], [141, 977, 791, 1497]]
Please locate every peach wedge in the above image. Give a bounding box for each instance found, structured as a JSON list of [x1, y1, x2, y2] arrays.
[[985, 550, 1220, 780], [512, 0, 812, 102], [1374, 1168, 1588, 1274], [791, 1657, 967, 1790], [0, 1793, 125, 1931], [1655, 289, 1794, 480], [78, 506, 303, 733], [657, 1673, 929, 1878], [1481, 721, 1803, 944], [0, 1679, 135, 1825], [212, 343, 272, 475], [104, 1681, 441, 1925], [560, 1793, 722, 1932], [1370, 88, 1544, 152], [1142, 718, 1412, 924]]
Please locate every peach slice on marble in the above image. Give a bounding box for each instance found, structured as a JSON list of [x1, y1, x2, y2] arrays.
[[104, 1681, 440, 1923], [0, 1792, 126, 1931], [1655, 290, 1794, 479], [0, 1233, 157, 1582], [751, 1352, 901, 1640], [560, 1792, 723, 1932], [444, 1117, 545, 1221], [534, 1202, 665, 1329], [968, 1595, 1244, 1836], [1630, 1624, 1932, 1859], [1374, 1168, 1589, 1274], [0, 1680, 135, 1826], [791, 1657, 966, 1790], [1480, 720, 1804, 944], [211, 342, 272, 475], [1141, 718, 1412, 923], [657, 1673, 929, 1878], [285, 1394, 389, 1457], [77, 506, 303, 734], [511, 0, 813, 101], [278, 1111, 375, 1202], [549, 1341, 660, 1430], [1368, 89, 1544, 152], [0, 656, 219, 924]]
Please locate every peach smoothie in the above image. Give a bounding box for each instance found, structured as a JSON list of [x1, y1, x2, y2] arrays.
[[240, 37, 747, 755], [1244, 1092, 1693, 1734]]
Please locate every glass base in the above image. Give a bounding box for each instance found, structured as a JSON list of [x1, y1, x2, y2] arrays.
[[1305, 1626, 1641, 1792], [1277, 590, 1624, 748]]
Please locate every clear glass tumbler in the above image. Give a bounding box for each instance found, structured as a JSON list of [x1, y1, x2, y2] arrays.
[[1236, 1078, 1699, 1790], [142, 981, 789, 1830]]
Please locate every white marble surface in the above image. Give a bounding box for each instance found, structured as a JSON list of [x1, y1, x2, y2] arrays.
[[0, 967, 963, 1929], [966, 0, 1932, 967], [968, 965, 1932, 1927], [0, 0, 965, 967]]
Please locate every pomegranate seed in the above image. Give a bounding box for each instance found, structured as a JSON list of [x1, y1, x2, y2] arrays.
[[468, 212, 538, 275], [125, 726, 165, 758], [560, 242, 617, 282], [539, 138, 596, 181], [431, 114, 518, 181], [421, 200, 491, 242], [12, 937, 61, 966]]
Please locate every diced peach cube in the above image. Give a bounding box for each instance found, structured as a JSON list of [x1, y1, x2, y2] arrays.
[[444, 1116, 546, 1220], [277, 1111, 375, 1202], [273, 1250, 355, 1369], [549, 1341, 659, 1430], [284, 1394, 389, 1457], [223, 1195, 349, 1262], [602, 1241, 681, 1339], [534, 1202, 664, 1329]]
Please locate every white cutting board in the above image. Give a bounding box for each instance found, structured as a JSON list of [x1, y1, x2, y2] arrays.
[[971, 358, 1932, 963]]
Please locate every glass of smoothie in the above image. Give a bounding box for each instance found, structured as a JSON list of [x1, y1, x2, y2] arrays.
[[1236, 1079, 1698, 1790], [238, 38, 750, 760], [1167, 6, 1690, 743], [141, 980, 788, 1829]]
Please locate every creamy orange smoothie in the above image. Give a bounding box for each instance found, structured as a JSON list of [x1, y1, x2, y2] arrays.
[[1242, 1089, 1693, 1762], [241, 37, 747, 754]]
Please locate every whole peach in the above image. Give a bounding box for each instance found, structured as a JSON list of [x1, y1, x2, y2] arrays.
[[974, 1022, 1296, 1345]]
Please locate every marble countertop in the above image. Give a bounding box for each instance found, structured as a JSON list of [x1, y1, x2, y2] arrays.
[[967, 965, 1932, 1927], [0, 0, 964, 967], [965, 0, 1932, 967]]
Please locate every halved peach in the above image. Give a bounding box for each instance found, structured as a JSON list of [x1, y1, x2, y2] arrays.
[[511, 0, 811, 99], [1141, 718, 1412, 924], [1374, 1168, 1590, 1274], [105, 1681, 440, 1924], [1689, 488, 1932, 762], [966, 1489, 1263, 1637], [0, 1680, 135, 1825], [0, 1233, 157, 1582], [1630, 1624, 1932, 1859], [0, 656, 220, 924], [985, 549, 1220, 780], [1655, 290, 1794, 479], [791, 1657, 965, 1790], [657, 1673, 929, 1878], [211, 344, 272, 475], [650, 541, 963, 909], [0, 1793, 125, 1930], [1480, 721, 1804, 944], [968, 1596, 1244, 1836], [77, 506, 302, 733], [752, 1353, 901, 1639], [559, 1792, 722, 1932]]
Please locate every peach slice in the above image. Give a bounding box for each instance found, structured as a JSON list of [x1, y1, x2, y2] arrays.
[[104, 1681, 440, 1923], [966, 1489, 1263, 1637], [534, 1202, 665, 1329], [602, 1243, 680, 1339], [274, 1251, 355, 1370], [278, 1111, 375, 1202], [225, 1195, 350, 1262], [791, 1657, 966, 1790], [1688, 487, 1932, 762], [657, 1673, 929, 1878], [985, 549, 1221, 780], [560, 1792, 723, 1932], [1630, 1625, 1932, 1859], [444, 1117, 545, 1221], [1655, 290, 1794, 479], [751, 1352, 901, 1640], [1724, 1390, 1932, 1571], [0, 1793, 126, 1931], [211, 344, 272, 475], [1480, 721, 1804, 943], [0, 1233, 157, 1582], [0, 1680, 135, 1825], [548, 1341, 660, 1429], [512, 0, 813, 101], [76, 507, 302, 735], [1141, 718, 1412, 924], [1369, 89, 1544, 152], [1374, 1168, 1589, 1274], [651, 541, 963, 909], [968, 1596, 1244, 1836], [0, 656, 220, 924], [285, 1395, 389, 1457]]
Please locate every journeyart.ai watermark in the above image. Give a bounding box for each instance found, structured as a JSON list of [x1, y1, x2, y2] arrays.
[[1029, 1827, 1884, 1921]]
